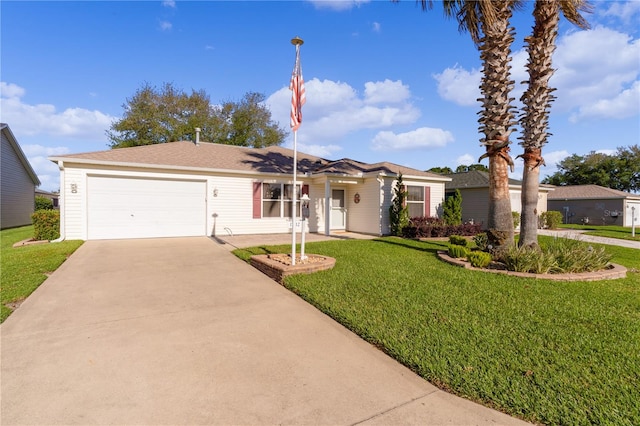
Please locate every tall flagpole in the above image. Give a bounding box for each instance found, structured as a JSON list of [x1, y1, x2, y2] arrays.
[[290, 36, 304, 266]]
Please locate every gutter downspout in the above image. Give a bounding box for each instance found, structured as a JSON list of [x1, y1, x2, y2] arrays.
[[50, 161, 65, 243]]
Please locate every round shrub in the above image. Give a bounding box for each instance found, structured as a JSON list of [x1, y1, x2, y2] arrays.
[[467, 251, 492, 268], [448, 244, 470, 259]]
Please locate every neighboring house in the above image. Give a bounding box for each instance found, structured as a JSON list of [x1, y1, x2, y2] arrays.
[[35, 188, 60, 209], [443, 170, 554, 229], [49, 141, 450, 240], [1, 123, 41, 229], [547, 185, 640, 227]]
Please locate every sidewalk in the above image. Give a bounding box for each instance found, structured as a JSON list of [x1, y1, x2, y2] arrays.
[[537, 229, 640, 249]]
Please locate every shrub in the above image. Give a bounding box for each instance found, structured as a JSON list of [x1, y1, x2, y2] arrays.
[[449, 235, 468, 247], [540, 211, 563, 229], [448, 244, 470, 259], [512, 211, 520, 229], [467, 251, 492, 268], [389, 172, 409, 236], [502, 245, 557, 274], [541, 238, 612, 273], [473, 233, 488, 251], [35, 195, 54, 211], [443, 189, 462, 226], [31, 210, 60, 241], [402, 217, 482, 238], [502, 238, 612, 274]]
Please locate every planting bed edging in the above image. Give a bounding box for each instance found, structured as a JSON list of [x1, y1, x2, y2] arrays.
[[250, 254, 336, 284], [438, 251, 627, 281]]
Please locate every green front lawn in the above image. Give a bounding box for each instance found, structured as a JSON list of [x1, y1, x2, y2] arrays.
[[559, 223, 640, 242], [234, 237, 640, 425], [1, 226, 83, 323]]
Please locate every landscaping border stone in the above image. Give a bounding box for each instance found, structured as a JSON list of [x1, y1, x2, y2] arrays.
[[437, 250, 627, 281], [250, 254, 336, 284]]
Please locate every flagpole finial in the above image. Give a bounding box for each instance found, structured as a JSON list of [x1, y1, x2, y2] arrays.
[[291, 36, 304, 46]]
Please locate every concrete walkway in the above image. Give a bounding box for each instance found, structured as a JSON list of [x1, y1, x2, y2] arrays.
[[1, 237, 530, 425], [537, 229, 640, 249]]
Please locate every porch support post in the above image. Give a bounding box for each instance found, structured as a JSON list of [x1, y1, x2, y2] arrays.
[[325, 180, 331, 236]]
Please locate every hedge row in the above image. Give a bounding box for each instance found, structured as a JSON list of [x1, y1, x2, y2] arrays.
[[31, 209, 60, 241], [402, 217, 482, 238]]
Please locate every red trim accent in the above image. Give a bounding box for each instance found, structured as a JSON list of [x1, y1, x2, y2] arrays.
[[302, 184, 309, 196], [424, 186, 431, 217], [253, 182, 262, 219]]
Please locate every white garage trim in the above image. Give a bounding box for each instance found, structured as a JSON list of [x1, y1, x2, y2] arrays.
[[87, 175, 207, 240]]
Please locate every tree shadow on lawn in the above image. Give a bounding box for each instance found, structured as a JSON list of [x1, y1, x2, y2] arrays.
[[373, 237, 448, 255]]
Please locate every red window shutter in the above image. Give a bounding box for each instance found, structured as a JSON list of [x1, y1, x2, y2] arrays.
[[302, 184, 309, 196], [424, 186, 431, 217], [253, 182, 262, 219]]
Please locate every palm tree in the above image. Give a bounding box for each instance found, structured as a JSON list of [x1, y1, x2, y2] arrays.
[[424, 0, 522, 256], [517, 0, 591, 248]]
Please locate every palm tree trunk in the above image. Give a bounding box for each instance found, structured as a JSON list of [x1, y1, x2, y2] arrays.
[[518, 0, 560, 248], [478, 1, 517, 257]]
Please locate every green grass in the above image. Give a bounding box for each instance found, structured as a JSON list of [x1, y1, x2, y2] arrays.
[[559, 223, 640, 242], [1, 225, 83, 323], [234, 237, 640, 425]]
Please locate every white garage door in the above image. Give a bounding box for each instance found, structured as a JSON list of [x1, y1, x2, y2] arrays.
[[88, 176, 207, 240]]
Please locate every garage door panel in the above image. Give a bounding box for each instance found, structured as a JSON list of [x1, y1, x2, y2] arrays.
[[88, 176, 206, 240]]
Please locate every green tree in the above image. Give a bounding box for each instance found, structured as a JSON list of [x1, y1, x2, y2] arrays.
[[389, 172, 409, 236], [455, 164, 489, 173], [517, 0, 591, 248], [427, 166, 454, 174], [443, 189, 462, 225], [542, 146, 640, 192], [107, 83, 286, 149]]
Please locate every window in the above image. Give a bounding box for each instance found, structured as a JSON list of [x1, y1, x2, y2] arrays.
[[260, 183, 301, 218], [406, 185, 425, 218]]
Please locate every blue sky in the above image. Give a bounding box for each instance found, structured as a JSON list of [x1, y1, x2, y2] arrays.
[[2, 0, 639, 192]]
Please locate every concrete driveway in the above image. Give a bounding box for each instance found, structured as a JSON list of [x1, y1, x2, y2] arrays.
[[1, 237, 529, 425]]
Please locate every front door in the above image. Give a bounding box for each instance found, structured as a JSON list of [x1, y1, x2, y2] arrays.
[[331, 189, 346, 230]]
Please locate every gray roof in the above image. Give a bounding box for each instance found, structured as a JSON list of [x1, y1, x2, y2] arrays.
[[442, 170, 553, 190], [50, 141, 446, 180], [547, 185, 640, 200]]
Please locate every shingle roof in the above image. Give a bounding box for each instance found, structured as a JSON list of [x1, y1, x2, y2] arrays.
[[49, 141, 445, 179], [547, 185, 639, 200]]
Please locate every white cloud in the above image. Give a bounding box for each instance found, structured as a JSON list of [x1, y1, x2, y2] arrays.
[[266, 77, 420, 143], [0, 82, 115, 141], [570, 79, 640, 122], [600, 1, 640, 24], [456, 154, 475, 166], [159, 20, 172, 31], [162, 0, 176, 8], [22, 146, 70, 192], [1, 81, 25, 98], [364, 79, 410, 104], [433, 65, 480, 107], [297, 143, 342, 158], [370, 127, 453, 151], [22, 144, 70, 157], [552, 26, 639, 117], [372, 22, 381, 33], [307, 0, 371, 11]]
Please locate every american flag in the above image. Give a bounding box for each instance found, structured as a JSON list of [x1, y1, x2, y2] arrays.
[[289, 44, 306, 132]]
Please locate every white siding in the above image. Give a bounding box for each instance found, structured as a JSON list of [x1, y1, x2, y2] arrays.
[[624, 200, 640, 227], [346, 177, 383, 235], [1, 132, 36, 229]]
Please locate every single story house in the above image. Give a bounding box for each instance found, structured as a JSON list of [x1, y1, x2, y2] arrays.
[[49, 140, 450, 240], [547, 185, 640, 227], [1, 123, 41, 229], [443, 170, 554, 229]]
